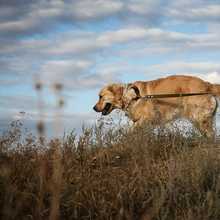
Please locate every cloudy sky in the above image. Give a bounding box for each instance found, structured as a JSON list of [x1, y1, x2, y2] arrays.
[[1, 0, 220, 136]]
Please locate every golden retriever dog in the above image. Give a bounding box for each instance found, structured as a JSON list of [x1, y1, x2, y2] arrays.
[[93, 75, 220, 137]]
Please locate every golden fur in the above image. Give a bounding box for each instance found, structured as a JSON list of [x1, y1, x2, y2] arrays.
[[93, 75, 220, 137]]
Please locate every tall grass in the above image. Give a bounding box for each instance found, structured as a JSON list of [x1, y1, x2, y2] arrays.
[[1, 120, 220, 219]]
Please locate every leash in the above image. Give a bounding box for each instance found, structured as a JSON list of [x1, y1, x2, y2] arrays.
[[141, 92, 211, 100]]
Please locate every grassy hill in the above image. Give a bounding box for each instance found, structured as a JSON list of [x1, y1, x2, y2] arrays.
[[1, 120, 220, 220]]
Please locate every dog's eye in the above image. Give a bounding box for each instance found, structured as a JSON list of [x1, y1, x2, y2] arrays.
[[99, 95, 103, 99]]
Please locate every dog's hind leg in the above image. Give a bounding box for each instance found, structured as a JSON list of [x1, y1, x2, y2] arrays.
[[188, 96, 218, 139]]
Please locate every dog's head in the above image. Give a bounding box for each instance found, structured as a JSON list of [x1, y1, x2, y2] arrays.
[[93, 83, 141, 115], [93, 83, 124, 115]]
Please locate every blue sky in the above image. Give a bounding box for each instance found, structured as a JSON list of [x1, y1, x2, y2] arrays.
[[1, 0, 220, 136]]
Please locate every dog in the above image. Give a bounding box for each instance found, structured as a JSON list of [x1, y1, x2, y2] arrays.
[[93, 75, 220, 137]]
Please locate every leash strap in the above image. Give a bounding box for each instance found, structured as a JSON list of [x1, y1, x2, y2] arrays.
[[142, 92, 211, 99]]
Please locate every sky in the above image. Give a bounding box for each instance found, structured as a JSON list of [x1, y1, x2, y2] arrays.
[[1, 0, 220, 137]]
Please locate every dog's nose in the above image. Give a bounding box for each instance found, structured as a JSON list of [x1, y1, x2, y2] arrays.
[[93, 105, 98, 112]]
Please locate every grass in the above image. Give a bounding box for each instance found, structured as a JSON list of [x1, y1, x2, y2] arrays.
[[1, 119, 220, 220]]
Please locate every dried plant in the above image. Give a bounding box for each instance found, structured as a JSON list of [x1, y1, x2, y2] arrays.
[[1, 119, 220, 220], [49, 82, 64, 220]]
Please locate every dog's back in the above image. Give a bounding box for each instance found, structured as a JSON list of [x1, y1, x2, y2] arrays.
[[132, 75, 213, 96]]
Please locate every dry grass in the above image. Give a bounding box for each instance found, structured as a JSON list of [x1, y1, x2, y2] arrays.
[[1, 120, 220, 220]]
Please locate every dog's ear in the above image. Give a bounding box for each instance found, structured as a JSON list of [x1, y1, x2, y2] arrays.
[[125, 84, 141, 101], [129, 85, 141, 99]]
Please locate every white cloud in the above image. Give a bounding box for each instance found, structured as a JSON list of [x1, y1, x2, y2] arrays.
[[93, 27, 194, 49], [168, 1, 220, 22], [0, 0, 123, 36], [40, 59, 93, 86], [127, 0, 161, 15], [47, 34, 98, 55], [0, 19, 36, 32], [146, 61, 220, 75], [69, 0, 123, 20], [97, 27, 148, 46], [196, 72, 220, 84], [38, 58, 122, 90], [1, 24, 220, 59], [0, 0, 219, 38]]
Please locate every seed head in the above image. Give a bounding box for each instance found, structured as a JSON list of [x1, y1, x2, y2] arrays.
[[54, 83, 63, 91], [37, 120, 45, 135], [35, 82, 43, 91], [58, 99, 65, 107]]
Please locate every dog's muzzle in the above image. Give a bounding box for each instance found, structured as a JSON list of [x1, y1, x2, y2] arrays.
[[93, 105, 99, 112], [93, 103, 112, 115], [101, 103, 112, 115]]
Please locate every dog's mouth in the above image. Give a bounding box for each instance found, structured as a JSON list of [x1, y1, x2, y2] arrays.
[[102, 103, 112, 115]]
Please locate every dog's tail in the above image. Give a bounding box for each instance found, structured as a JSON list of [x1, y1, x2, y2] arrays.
[[211, 83, 220, 97]]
